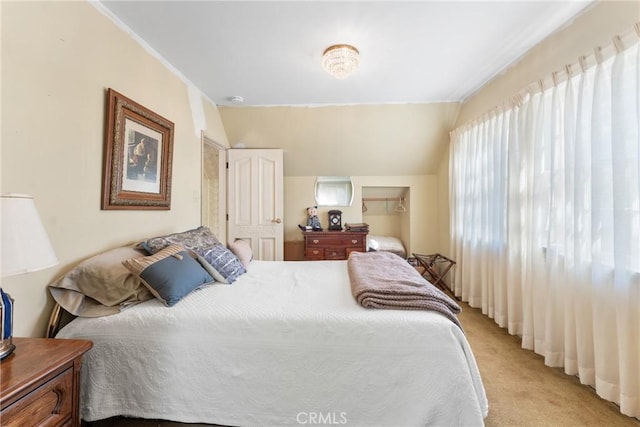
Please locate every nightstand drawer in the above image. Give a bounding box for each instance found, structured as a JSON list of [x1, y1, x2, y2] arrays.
[[2, 367, 73, 426], [1, 338, 92, 427]]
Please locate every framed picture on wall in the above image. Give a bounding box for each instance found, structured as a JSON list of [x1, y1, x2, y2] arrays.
[[101, 88, 174, 210]]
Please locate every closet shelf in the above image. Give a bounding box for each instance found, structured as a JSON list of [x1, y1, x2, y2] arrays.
[[361, 197, 405, 202]]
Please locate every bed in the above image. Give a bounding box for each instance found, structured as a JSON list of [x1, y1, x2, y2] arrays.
[[49, 228, 488, 426]]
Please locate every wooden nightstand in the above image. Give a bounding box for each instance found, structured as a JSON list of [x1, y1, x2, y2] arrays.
[[0, 337, 92, 427]]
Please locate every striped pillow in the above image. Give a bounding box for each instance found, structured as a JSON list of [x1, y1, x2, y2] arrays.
[[123, 244, 213, 306]]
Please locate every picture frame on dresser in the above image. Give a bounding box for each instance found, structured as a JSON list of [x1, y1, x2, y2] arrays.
[[101, 88, 175, 210]]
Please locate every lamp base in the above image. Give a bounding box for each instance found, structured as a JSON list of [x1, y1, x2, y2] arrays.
[[0, 338, 15, 360]]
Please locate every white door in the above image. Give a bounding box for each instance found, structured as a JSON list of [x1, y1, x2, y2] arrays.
[[228, 149, 283, 261]]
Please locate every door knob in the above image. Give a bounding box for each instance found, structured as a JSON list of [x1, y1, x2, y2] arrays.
[[272, 218, 282, 224]]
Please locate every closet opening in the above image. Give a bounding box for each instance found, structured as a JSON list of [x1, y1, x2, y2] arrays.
[[361, 186, 410, 258]]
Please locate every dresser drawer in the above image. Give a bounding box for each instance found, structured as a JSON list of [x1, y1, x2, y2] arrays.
[[2, 367, 73, 427], [307, 236, 363, 248], [325, 248, 346, 260], [344, 236, 364, 247], [306, 248, 325, 259], [302, 230, 368, 261]]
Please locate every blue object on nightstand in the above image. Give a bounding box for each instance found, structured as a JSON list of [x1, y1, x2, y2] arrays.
[[0, 288, 15, 360]]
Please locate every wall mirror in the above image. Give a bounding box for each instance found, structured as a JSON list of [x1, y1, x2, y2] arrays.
[[314, 176, 354, 207]]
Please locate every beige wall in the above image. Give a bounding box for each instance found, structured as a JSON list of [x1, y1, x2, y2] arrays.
[[219, 103, 460, 176], [363, 213, 402, 237], [457, 1, 640, 126], [221, 104, 458, 257], [436, 0, 640, 257], [1, 1, 229, 337], [285, 175, 438, 255]]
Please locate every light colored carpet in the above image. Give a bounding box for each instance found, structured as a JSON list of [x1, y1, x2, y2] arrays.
[[85, 300, 640, 427], [458, 299, 639, 427]]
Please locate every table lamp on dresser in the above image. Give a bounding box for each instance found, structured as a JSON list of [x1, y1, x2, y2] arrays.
[[0, 193, 58, 360]]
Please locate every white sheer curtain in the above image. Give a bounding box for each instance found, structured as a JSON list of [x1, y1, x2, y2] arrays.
[[450, 26, 640, 418]]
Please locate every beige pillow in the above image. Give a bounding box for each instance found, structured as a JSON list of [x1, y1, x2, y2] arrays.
[[228, 239, 253, 268], [48, 246, 153, 317]]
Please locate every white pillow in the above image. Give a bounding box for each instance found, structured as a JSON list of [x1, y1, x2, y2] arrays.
[[367, 235, 406, 257], [367, 236, 380, 251], [228, 239, 253, 268]]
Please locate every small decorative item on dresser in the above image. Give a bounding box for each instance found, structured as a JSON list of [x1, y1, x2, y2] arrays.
[[345, 222, 370, 232], [328, 210, 343, 231], [0, 290, 14, 360], [306, 206, 323, 231]]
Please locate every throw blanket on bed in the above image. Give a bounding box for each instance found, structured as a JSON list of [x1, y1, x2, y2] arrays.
[[348, 251, 462, 329]]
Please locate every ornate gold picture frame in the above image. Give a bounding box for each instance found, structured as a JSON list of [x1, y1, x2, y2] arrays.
[[101, 88, 174, 210]]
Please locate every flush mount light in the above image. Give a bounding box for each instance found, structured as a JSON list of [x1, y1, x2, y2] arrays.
[[227, 95, 244, 104], [322, 44, 360, 79]]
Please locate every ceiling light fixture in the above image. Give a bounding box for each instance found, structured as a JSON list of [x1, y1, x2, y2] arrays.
[[227, 95, 244, 104], [322, 44, 360, 79]]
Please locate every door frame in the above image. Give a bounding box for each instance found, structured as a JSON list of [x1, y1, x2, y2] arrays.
[[201, 131, 227, 243]]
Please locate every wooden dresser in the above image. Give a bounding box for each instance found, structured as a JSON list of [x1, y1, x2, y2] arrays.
[[0, 337, 93, 427], [302, 230, 368, 260]]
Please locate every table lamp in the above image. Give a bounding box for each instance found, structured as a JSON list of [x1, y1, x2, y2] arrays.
[[1, 193, 58, 359]]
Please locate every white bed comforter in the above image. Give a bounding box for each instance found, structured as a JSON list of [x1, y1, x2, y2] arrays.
[[58, 260, 488, 426]]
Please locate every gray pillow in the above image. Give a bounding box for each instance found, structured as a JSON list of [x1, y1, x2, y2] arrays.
[[123, 244, 214, 306], [139, 226, 221, 254], [48, 246, 154, 317]]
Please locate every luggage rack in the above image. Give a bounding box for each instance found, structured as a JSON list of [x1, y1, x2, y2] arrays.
[[411, 253, 456, 296]]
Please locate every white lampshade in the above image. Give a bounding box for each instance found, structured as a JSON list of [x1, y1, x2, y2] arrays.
[[1, 193, 58, 278]]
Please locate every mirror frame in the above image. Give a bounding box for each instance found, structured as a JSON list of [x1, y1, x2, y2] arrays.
[[314, 176, 354, 207]]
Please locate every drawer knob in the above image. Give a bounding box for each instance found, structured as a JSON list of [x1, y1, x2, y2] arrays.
[[313, 239, 319, 244], [313, 250, 319, 255], [351, 239, 358, 244]]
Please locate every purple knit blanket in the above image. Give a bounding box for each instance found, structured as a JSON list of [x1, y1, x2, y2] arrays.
[[347, 251, 462, 329]]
